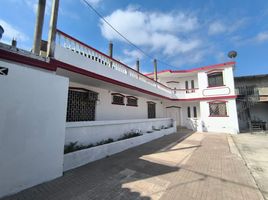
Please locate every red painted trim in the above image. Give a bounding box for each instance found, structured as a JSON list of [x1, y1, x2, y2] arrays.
[[166, 81, 180, 84], [0, 48, 56, 71], [208, 100, 228, 103], [206, 69, 224, 74], [111, 93, 125, 97], [145, 61, 235, 76], [203, 86, 231, 96], [207, 85, 226, 88], [56, 29, 171, 91], [126, 96, 138, 99], [209, 115, 229, 117], [0, 48, 237, 102]]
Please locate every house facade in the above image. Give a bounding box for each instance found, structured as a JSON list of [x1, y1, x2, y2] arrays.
[[0, 29, 239, 197]]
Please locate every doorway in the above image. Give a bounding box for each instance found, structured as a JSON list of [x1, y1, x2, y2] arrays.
[[166, 106, 181, 126]]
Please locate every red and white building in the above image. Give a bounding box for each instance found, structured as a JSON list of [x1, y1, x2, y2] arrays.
[[0, 29, 239, 197]]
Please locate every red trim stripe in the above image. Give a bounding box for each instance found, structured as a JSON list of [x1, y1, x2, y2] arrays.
[[0, 48, 237, 102], [145, 62, 235, 76]]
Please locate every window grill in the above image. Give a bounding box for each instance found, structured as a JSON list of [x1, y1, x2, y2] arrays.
[[67, 88, 98, 122], [187, 106, 191, 118], [209, 102, 227, 116], [126, 96, 138, 107], [111, 93, 125, 105], [208, 72, 224, 87]]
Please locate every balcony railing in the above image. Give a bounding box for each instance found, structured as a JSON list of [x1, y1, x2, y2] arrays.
[[56, 30, 173, 95]]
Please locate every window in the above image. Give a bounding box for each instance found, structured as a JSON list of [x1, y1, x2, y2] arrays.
[[193, 106, 197, 118], [187, 106, 191, 118], [67, 88, 98, 122], [208, 72, 224, 87], [191, 80, 195, 92], [111, 93, 125, 105], [147, 101, 156, 119], [127, 96, 138, 107], [209, 102, 227, 117], [185, 81, 189, 93]]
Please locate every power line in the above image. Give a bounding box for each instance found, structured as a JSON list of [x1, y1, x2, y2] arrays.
[[82, 0, 177, 69]]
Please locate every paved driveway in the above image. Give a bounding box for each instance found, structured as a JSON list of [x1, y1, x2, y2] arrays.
[[232, 133, 268, 200], [2, 130, 263, 200]]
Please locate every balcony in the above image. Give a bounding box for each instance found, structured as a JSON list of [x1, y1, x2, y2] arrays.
[[54, 30, 174, 99]]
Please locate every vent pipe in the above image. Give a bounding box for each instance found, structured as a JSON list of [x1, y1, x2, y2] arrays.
[[153, 59, 158, 81], [47, 0, 59, 57], [33, 0, 46, 55], [136, 59, 140, 72]]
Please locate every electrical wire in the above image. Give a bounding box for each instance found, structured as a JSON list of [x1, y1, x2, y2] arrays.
[[82, 0, 177, 69]]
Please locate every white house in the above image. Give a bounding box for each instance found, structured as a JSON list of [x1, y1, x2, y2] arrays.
[[0, 29, 239, 198]]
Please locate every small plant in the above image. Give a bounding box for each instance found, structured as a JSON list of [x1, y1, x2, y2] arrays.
[[118, 130, 142, 141], [64, 142, 78, 154], [161, 125, 165, 129], [96, 138, 114, 146]]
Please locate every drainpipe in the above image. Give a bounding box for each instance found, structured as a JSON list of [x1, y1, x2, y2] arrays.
[[136, 59, 140, 72], [33, 0, 46, 55], [109, 41, 113, 68], [154, 58, 158, 82], [47, 0, 60, 57]]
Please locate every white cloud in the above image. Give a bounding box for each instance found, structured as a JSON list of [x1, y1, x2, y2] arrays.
[[0, 19, 29, 43], [99, 7, 200, 57], [254, 31, 268, 42], [123, 49, 143, 59], [208, 19, 248, 35], [208, 21, 226, 35]]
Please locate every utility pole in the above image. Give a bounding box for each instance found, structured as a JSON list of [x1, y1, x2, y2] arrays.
[[33, 0, 46, 55], [47, 0, 59, 57]]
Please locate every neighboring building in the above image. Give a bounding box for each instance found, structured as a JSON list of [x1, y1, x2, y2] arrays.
[[235, 74, 268, 132], [0, 29, 239, 197]]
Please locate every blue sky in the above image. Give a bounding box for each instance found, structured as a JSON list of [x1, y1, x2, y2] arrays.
[[0, 0, 268, 76]]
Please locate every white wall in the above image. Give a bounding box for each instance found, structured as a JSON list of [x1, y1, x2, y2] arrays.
[[158, 76, 198, 90], [69, 82, 165, 120], [65, 118, 174, 145], [199, 99, 239, 134], [0, 60, 69, 198]]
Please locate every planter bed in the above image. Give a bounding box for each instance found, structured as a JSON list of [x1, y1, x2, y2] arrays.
[[63, 127, 176, 171]]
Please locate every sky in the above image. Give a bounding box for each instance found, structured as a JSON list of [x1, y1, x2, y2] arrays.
[[0, 0, 268, 76]]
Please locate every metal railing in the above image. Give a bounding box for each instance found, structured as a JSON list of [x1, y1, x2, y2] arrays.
[[56, 30, 173, 94]]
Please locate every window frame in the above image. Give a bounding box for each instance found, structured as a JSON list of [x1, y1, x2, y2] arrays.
[[207, 71, 224, 88], [126, 96, 138, 107], [208, 101, 228, 117], [111, 93, 125, 105], [147, 101, 156, 119]]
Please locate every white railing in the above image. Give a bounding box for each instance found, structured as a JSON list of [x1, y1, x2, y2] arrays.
[[56, 30, 173, 95]]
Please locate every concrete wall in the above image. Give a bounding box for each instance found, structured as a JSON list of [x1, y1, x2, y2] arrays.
[[0, 59, 69, 198], [199, 99, 239, 134], [65, 118, 173, 145], [69, 82, 165, 121]]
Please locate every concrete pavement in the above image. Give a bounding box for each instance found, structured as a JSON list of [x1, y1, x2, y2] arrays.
[[232, 133, 268, 200], [1, 130, 263, 200]]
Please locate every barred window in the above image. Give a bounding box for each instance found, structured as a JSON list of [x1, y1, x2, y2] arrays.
[[209, 102, 227, 117], [111, 93, 125, 105], [208, 72, 224, 87], [147, 101, 156, 119], [67, 88, 98, 122], [126, 96, 138, 107]]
